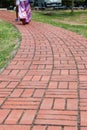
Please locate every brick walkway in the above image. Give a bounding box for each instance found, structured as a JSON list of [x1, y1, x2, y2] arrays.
[[0, 10, 87, 130]]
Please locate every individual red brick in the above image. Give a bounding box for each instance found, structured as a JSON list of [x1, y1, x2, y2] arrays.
[[32, 76, 41, 81], [38, 110, 77, 116], [48, 82, 58, 88], [67, 99, 78, 110], [17, 70, 27, 77], [79, 75, 87, 81], [20, 110, 36, 124], [33, 89, 44, 97], [0, 90, 11, 98], [47, 126, 61, 130], [37, 113, 77, 121], [2, 102, 39, 110], [68, 61, 75, 64], [32, 125, 46, 130], [21, 89, 34, 97], [17, 61, 25, 65], [35, 118, 76, 126], [6, 82, 19, 89], [0, 125, 30, 130], [51, 75, 77, 82], [45, 65, 52, 69], [18, 81, 30, 86], [78, 65, 85, 69], [27, 70, 51, 76], [9, 70, 19, 76], [5, 110, 23, 124], [80, 99, 87, 110], [61, 70, 69, 75], [38, 65, 45, 69], [45, 89, 77, 98], [30, 65, 38, 69], [0, 110, 10, 123], [81, 111, 87, 126], [41, 76, 50, 81], [80, 90, 87, 98], [23, 76, 33, 81], [58, 82, 68, 89], [53, 98, 65, 109], [10, 61, 18, 65], [0, 75, 20, 82], [69, 82, 78, 89], [52, 70, 60, 75], [0, 98, 5, 105], [0, 82, 9, 88], [81, 127, 87, 130], [61, 60, 67, 64], [1, 70, 11, 75], [70, 70, 77, 75], [10, 89, 23, 97], [40, 98, 53, 109], [7, 64, 29, 70], [2, 97, 40, 109], [64, 127, 78, 130]]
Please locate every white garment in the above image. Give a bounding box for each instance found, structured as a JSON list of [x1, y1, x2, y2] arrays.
[[16, 0, 26, 5], [19, 6, 27, 19], [16, 0, 19, 5], [20, 0, 26, 1]]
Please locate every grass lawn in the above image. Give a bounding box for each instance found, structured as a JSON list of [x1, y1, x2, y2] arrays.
[[32, 9, 87, 38], [0, 19, 21, 71]]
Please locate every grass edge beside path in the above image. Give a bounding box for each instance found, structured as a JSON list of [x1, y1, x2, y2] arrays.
[[32, 10, 87, 38], [0, 19, 21, 73]]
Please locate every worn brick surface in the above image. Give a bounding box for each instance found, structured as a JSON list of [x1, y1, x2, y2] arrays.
[[0, 10, 87, 130]]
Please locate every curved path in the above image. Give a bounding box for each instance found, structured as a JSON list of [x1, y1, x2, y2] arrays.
[[0, 10, 87, 130]]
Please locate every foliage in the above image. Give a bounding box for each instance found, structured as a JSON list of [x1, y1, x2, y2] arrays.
[[1, 0, 14, 8], [0, 0, 86, 8], [62, 0, 85, 7]]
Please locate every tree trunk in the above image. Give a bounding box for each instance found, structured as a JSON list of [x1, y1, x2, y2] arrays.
[[0, 0, 2, 8], [71, 0, 74, 13]]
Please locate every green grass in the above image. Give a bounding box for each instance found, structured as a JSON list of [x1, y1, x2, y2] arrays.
[[0, 19, 21, 70], [32, 10, 87, 38]]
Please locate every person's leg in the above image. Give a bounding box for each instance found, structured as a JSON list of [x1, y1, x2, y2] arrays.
[[21, 19, 26, 25], [15, 5, 18, 21]]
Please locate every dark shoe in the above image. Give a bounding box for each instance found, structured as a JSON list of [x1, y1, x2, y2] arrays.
[[22, 19, 26, 25], [15, 18, 19, 22]]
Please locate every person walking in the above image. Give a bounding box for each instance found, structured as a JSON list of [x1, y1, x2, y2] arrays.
[[15, 0, 19, 21], [18, 0, 32, 25]]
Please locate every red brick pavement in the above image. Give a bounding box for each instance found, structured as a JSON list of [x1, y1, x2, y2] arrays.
[[0, 10, 87, 130]]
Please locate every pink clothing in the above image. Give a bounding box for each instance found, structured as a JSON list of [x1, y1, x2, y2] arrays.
[[18, 0, 31, 24]]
